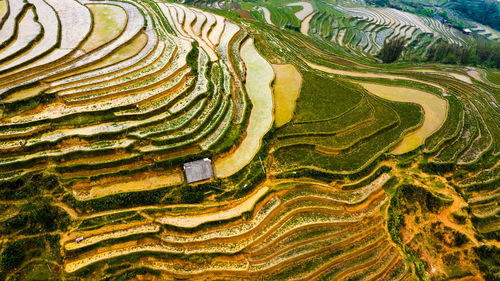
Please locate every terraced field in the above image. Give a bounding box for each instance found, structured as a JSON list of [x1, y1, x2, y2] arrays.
[[301, 3, 467, 57], [0, 0, 498, 280]]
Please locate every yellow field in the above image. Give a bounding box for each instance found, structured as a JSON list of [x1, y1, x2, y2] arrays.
[[272, 64, 302, 127], [3, 83, 49, 102], [157, 186, 269, 228], [360, 83, 448, 154], [0, 1, 6, 18], [73, 170, 184, 201], [301, 13, 314, 35], [215, 39, 274, 177], [81, 4, 128, 52]]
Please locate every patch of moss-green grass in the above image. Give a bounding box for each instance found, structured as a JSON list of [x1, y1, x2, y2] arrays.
[[275, 94, 399, 151], [486, 70, 500, 85], [272, 98, 422, 175], [290, 72, 363, 122], [277, 97, 372, 136]]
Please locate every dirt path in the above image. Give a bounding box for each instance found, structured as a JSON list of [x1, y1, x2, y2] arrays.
[[436, 187, 480, 246]]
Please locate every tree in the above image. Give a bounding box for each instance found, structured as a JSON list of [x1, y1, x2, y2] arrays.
[[451, 0, 500, 30], [378, 37, 405, 63], [421, 8, 434, 17]]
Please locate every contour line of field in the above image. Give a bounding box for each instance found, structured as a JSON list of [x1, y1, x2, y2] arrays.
[[359, 82, 448, 154], [302, 58, 446, 93], [214, 37, 274, 178], [156, 186, 269, 228], [302, 58, 450, 153], [51, 184, 272, 221]]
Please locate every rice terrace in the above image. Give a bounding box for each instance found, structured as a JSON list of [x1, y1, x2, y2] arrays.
[[0, 0, 499, 280]]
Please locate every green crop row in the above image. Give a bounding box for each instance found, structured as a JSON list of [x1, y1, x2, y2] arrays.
[[432, 100, 479, 164], [289, 72, 363, 123], [272, 97, 422, 175], [423, 94, 463, 153], [277, 97, 372, 137], [342, 165, 393, 190], [275, 94, 400, 152]]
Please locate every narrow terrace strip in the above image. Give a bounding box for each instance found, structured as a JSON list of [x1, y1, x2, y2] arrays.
[[58, 33, 148, 80], [0, 1, 27, 47], [272, 64, 302, 127], [65, 224, 160, 250], [15, 0, 93, 72], [408, 68, 472, 84], [157, 186, 269, 228], [72, 170, 184, 201], [209, 13, 225, 46], [300, 13, 314, 35], [201, 11, 216, 48], [172, 4, 218, 61], [0, 7, 41, 64], [215, 38, 274, 177], [0, 0, 60, 73], [260, 7, 274, 26], [360, 82, 448, 154]]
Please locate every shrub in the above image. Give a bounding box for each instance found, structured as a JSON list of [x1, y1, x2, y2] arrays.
[[181, 184, 208, 203], [1, 242, 25, 271], [187, 42, 200, 76]]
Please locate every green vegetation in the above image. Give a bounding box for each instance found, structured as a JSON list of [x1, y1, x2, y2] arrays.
[[0, 0, 498, 280], [1, 235, 61, 280], [388, 184, 454, 280], [474, 245, 500, 280], [289, 72, 363, 122], [450, 0, 500, 30], [420, 36, 500, 68], [187, 42, 200, 76], [378, 37, 405, 63], [366, 0, 390, 7]]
